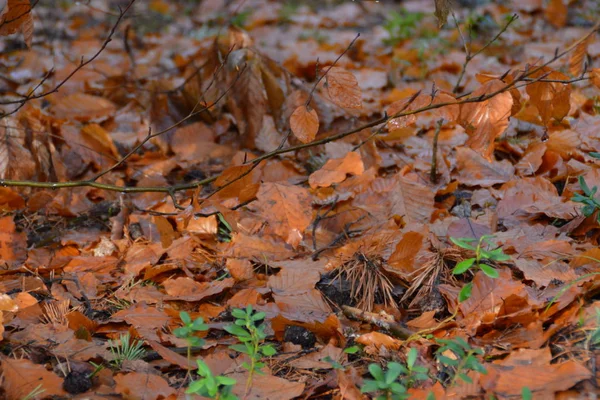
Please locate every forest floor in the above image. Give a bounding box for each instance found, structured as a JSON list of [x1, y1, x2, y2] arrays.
[[1, 0, 600, 399]]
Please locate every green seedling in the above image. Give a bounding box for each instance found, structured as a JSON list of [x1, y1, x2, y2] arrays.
[[572, 176, 600, 223], [361, 348, 429, 399], [108, 332, 146, 369], [174, 311, 209, 364], [186, 359, 238, 400], [435, 337, 487, 386], [451, 235, 510, 301], [225, 306, 277, 395], [361, 362, 409, 400]]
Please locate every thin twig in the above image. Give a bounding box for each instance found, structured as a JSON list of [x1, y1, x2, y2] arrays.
[[430, 119, 445, 183], [453, 13, 519, 94], [305, 33, 360, 108]]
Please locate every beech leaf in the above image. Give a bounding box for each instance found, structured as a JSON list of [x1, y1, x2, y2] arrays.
[[326, 67, 362, 109], [290, 106, 319, 143]]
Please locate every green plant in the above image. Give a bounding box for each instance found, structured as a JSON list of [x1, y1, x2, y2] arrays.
[[361, 348, 429, 399], [186, 359, 238, 400], [383, 9, 425, 45], [522, 386, 532, 400], [401, 348, 430, 388], [451, 235, 510, 301], [231, 10, 252, 28], [108, 332, 146, 369], [361, 362, 409, 400], [174, 311, 209, 363], [435, 337, 487, 386], [572, 176, 600, 223], [225, 306, 277, 395]]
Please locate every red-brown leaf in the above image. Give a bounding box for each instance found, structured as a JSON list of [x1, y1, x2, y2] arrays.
[[459, 79, 513, 161], [326, 67, 362, 109], [290, 106, 319, 143], [309, 151, 364, 188]]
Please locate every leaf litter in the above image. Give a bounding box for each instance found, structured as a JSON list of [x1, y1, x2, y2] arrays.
[[0, 0, 599, 399]]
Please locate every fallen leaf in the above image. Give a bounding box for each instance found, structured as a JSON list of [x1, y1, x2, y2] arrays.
[[326, 67, 362, 109], [459, 79, 513, 160], [290, 106, 319, 143], [309, 151, 364, 189]]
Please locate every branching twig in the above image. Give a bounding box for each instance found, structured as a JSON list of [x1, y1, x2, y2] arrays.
[[0, 0, 136, 117], [305, 33, 360, 108], [453, 13, 519, 94]]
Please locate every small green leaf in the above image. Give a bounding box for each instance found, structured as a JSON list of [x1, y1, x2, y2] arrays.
[[361, 380, 379, 393], [406, 348, 417, 369], [368, 364, 385, 381], [450, 237, 477, 250], [180, 311, 192, 325], [385, 362, 403, 384], [344, 346, 360, 354], [261, 345, 277, 356], [453, 258, 475, 274], [225, 325, 251, 337], [231, 308, 247, 319], [579, 176, 592, 196], [479, 263, 499, 278], [522, 386, 532, 400], [458, 372, 472, 383], [216, 376, 237, 386], [436, 355, 458, 367], [458, 282, 473, 302]]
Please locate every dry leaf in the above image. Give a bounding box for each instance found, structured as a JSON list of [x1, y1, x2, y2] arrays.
[[309, 151, 364, 189], [455, 146, 515, 187], [0, 0, 33, 47], [252, 182, 312, 248], [434, 0, 452, 28], [326, 67, 362, 109], [526, 67, 571, 126], [459, 79, 513, 161], [290, 106, 319, 143]]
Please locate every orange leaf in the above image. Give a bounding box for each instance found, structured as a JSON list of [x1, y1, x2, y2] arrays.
[[326, 67, 362, 109], [544, 0, 567, 28], [252, 182, 312, 248], [459, 79, 512, 161], [526, 67, 571, 126], [0, 0, 33, 48], [569, 37, 591, 77], [114, 372, 176, 400], [1, 357, 66, 399], [290, 106, 319, 143], [309, 151, 364, 189]]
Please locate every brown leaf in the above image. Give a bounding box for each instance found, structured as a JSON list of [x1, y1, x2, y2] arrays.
[[0, 0, 33, 48], [0, 117, 36, 180], [163, 277, 234, 302], [230, 371, 305, 400], [481, 357, 591, 397], [1, 357, 67, 399], [114, 372, 176, 400], [569, 37, 591, 77], [52, 93, 116, 122], [455, 146, 515, 187], [459, 79, 512, 161], [309, 151, 364, 189], [290, 106, 319, 143], [147, 340, 195, 369], [434, 0, 452, 28], [326, 67, 362, 109], [252, 182, 312, 248], [227, 54, 267, 148], [544, 0, 567, 28], [526, 67, 571, 126]]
